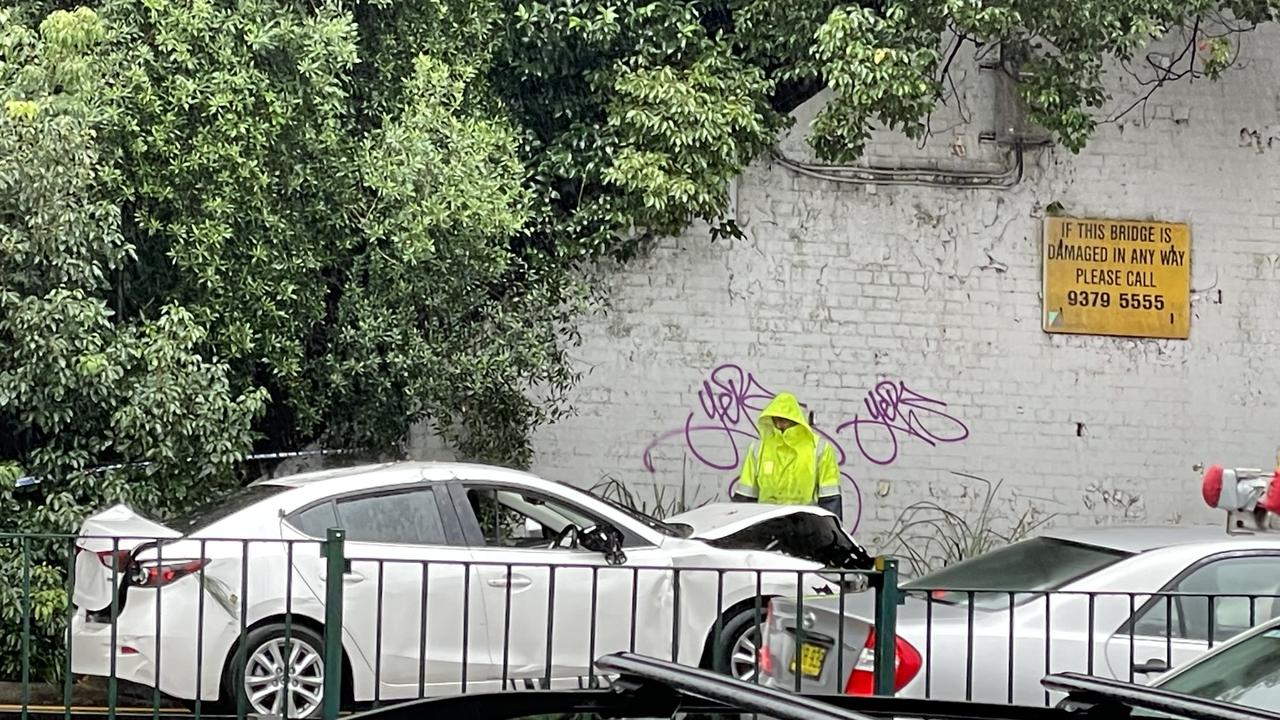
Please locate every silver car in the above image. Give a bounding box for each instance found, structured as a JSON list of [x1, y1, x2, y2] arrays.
[[1053, 613, 1280, 713], [760, 525, 1280, 705]]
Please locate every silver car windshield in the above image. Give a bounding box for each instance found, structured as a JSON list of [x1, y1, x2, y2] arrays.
[[901, 537, 1131, 609]]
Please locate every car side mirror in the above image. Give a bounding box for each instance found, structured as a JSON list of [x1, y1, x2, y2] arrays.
[[1133, 658, 1170, 675], [580, 524, 626, 565]]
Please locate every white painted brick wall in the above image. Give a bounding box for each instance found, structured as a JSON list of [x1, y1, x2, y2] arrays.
[[516, 30, 1280, 548]]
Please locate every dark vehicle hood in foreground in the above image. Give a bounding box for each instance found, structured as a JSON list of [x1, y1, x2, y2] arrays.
[[348, 653, 1101, 720]]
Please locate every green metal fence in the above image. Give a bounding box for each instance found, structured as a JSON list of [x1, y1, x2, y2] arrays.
[[320, 530, 346, 720], [0, 529, 902, 720], [34, 517, 1280, 715]]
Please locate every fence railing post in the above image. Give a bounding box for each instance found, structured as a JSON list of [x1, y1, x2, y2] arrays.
[[21, 536, 31, 720], [321, 528, 346, 720], [872, 556, 900, 697]]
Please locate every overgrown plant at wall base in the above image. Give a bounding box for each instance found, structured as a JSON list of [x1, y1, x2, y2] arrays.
[[878, 473, 1057, 579], [592, 468, 713, 520]]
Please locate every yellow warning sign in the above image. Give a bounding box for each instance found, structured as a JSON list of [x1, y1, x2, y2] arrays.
[[1042, 216, 1191, 339]]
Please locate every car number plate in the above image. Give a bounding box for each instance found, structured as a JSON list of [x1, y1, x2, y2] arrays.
[[789, 643, 827, 679]]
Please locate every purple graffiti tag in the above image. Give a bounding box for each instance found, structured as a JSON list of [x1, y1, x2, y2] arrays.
[[642, 363, 866, 533], [641, 363, 776, 474], [837, 381, 969, 466], [694, 363, 776, 435]]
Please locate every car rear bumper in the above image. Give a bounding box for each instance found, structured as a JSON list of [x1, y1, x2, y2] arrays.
[[70, 580, 239, 702], [761, 596, 873, 694]]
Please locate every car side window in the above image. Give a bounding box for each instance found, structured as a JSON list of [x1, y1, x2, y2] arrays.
[[333, 487, 450, 545], [290, 501, 339, 538], [465, 487, 602, 549], [1132, 555, 1280, 643]]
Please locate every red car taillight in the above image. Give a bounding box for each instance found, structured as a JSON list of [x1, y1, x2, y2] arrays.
[[130, 560, 208, 588], [85, 549, 134, 571], [758, 645, 774, 675], [757, 601, 776, 675], [843, 630, 922, 695]]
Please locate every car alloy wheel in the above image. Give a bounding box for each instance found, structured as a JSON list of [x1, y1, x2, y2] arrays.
[[243, 636, 326, 718], [729, 622, 764, 681]]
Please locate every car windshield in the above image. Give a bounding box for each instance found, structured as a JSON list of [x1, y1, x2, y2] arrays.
[[583, 491, 690, 538], [902, 537, 1131, 609], [1154, 624, 1280, 712], [163, 483, 288, 536]]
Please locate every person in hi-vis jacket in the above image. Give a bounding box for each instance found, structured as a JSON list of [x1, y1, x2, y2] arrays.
[[730, 392, 842, 521]]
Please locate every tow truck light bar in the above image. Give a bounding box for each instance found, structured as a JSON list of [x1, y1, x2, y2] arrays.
[[1201, 465, 1280, 532]]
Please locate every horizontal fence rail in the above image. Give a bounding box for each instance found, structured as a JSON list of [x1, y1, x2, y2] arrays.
[[3, 531, 1276, 719]]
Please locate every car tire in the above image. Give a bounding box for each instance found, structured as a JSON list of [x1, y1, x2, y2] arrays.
[[710, 605, 767, 682], [225, 623, 329, 720]]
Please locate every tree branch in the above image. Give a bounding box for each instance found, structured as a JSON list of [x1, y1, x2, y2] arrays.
[[1102, 17, 1201, 125]]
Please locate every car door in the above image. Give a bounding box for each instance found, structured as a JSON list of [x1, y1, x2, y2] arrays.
[[1106, 552, 1280, 684], [441, 481, 674, 688], [284, 484, 493, 701]]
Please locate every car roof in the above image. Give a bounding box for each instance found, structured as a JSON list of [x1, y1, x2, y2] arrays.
[[1039, 524, 1274, 553], [252, 460, 539, 489]]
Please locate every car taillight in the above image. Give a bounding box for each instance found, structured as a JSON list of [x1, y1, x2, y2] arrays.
[[757, 601, 776, 675], [843, 630, 922, 695], [129, 560, 208, 588], [93, 549, 134, 571], [758, 645, 774, 675]]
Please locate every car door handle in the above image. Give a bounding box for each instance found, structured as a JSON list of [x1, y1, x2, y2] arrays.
[[1133, 659, 1170, 675], [487, 575, 533, 589]]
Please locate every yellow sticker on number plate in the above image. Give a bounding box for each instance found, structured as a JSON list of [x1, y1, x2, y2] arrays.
[[789, 643, 827, 679]]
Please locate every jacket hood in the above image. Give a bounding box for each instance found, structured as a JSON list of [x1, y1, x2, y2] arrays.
[[756, 392, 815, 441]]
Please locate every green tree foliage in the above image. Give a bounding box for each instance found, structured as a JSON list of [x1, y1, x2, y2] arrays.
[[0, 6, 266, 679], [1, 0, 1276, 683]]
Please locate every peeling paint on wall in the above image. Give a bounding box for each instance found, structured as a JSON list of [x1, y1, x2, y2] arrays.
[[1082, 483, 1148, 523]]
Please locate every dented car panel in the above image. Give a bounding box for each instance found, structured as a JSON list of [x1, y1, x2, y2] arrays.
[[697, 512, 874, 570], [670, 503, 837, 539]]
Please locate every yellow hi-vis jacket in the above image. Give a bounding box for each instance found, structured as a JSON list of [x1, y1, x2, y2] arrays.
[[734, 393, 840, 506]]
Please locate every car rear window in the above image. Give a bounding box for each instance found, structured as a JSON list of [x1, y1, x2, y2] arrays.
[[902, 537, 1131, 608], [163, 484, 288, 536]]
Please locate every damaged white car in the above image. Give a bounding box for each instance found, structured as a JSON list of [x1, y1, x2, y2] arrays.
[[69, 461, 871, 718]]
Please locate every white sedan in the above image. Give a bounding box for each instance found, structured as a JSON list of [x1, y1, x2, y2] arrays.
[[761, 524, 1280, 704], [69, 461, 869, 718]]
